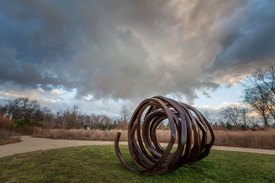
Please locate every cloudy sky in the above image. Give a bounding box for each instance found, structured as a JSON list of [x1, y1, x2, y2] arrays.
[[0, 0, 274, 117]]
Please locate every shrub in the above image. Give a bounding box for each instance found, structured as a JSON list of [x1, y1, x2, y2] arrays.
[[13, 119, 42, 128], [5, 119, 42, 135], [0, 116, 10, 128], [4, 121, 16, 130], [13, 119, 32, 127]]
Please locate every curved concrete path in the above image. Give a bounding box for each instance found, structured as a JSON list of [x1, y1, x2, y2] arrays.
[[0, 136, 274, 158]]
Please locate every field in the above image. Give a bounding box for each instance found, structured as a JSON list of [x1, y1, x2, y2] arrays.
[[32, 128, 275, 149], [214, 130, 275, 149], [0, 146, 274, 183]]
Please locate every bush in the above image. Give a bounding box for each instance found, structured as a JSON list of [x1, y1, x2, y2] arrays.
[[13, 119, 42, 128], [225, 122, 233, 130], [13, 119, 31, 127], [4, 121, 16, 130], [0, 116, 10, 128], [6, 119, 42, 135]]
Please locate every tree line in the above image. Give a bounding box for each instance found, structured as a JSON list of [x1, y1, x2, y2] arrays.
[[0, 98, 131, 130]]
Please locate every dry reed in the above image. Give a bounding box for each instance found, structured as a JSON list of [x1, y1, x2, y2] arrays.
[[0, 129, 21, 145], [32, 128, 275, 149], [32, 128, 128, 141], [214, 129, 275, 149]]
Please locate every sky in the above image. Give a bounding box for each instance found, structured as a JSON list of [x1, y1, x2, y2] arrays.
[[0, 0, 275, 117]]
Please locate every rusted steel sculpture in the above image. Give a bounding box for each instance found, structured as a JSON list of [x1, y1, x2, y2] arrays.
[[114, 96, 215, 175]]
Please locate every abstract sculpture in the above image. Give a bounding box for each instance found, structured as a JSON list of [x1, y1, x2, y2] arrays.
[[114, 96, 215, 175]]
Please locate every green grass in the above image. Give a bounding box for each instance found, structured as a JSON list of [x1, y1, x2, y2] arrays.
[[0, 146, 274, 183]]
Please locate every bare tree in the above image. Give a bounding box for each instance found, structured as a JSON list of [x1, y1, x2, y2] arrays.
[[3, 97, 41, 121], [79, 115, 92, 129], [255, 66, 275, 93], [63, 105, 81, 129], [120, 105, 131, 122], [239, 107, 250, 127], [243, 86, 270, 127], [221, 105, 242, 127], [242, 67, 275, 127], [253, 66, 275, 119], [90, 114, 101, 129], [98, 115, 113, 130], [0, 104, 5, 116]]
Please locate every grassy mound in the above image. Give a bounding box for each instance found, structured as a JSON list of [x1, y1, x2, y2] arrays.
[[0, 146, 274, 183]]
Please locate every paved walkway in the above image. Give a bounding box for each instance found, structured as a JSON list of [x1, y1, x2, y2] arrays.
[[0, 136, 274, 158]]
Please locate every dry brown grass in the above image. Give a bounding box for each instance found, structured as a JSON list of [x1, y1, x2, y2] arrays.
[[32, 128, 275, 149], [32, 128, 128, 141], [32, 128, 171, 142], [214, 129, 275, 149], [0, 129, 21, 145]]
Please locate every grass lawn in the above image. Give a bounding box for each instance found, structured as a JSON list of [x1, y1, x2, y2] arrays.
[[0, 146, 274, 183]]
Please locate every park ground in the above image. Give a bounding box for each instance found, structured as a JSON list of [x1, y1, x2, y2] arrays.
[[0, 137, 275, 183], [0, 145, 275, 183]]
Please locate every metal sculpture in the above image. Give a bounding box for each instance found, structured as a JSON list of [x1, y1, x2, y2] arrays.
[[114, 96, 215, 175]]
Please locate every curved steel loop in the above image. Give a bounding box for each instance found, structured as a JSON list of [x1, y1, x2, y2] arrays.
[[114, 96, 215, 175]]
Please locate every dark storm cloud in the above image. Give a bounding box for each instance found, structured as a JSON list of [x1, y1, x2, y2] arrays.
[[0, 0, 274, 102], [0, 1, 77, 63], [210, 0, 275, 76]]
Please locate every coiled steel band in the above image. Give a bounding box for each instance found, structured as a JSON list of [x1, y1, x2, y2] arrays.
[[114, 96, 215, 175]]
